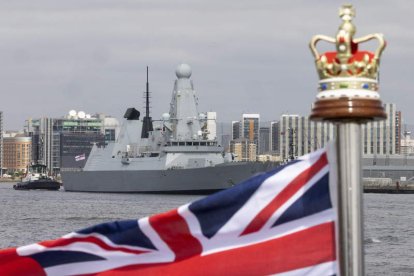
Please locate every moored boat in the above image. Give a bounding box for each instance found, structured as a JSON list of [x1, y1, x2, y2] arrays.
[[13, 164, 61, 191]]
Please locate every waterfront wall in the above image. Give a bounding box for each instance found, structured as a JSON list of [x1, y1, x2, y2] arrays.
[[363, 177, 414, 193]]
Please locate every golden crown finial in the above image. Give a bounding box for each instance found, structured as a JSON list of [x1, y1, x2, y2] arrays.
[[310, 4, 386, 87], [309, 5, 387, 122], [339, 4, 355, 21]]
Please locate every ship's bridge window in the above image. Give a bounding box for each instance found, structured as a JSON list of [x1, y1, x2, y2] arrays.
[[179, 142, 185, 146]]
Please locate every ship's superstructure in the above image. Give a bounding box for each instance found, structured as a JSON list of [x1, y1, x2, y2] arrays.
[[62, 64, 275, 193]]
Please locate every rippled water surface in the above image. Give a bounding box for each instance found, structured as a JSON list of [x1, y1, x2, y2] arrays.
[[364, 193, 414, 275], [0, 183, 413, 274]]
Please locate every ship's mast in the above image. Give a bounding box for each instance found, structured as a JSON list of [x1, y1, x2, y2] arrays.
[[145, 66, 150, 118], [141, 66, 153, 138]]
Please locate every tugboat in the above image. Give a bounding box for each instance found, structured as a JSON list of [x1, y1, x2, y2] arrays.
[[13, 164, 61, 191]]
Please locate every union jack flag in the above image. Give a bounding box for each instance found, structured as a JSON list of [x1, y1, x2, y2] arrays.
[[75, 153, 86, 162], [0, 146, 338, 275]]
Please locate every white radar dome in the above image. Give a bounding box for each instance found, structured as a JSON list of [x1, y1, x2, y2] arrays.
[[69, 110, 77, 117], [175, 63, 192, 79], [78, 111, 86, 119], [162, 113, 171, 121]]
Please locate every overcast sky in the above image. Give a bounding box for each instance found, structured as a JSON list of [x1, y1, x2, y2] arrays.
[[1, 0, 413, 130]]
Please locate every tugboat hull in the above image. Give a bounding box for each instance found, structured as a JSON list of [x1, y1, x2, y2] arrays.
[[13, 180, 61, 191]]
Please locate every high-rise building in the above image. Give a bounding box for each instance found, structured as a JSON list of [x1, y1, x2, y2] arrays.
[[259, 126, 270, 154], [270, 121, 280, 154], [278, 103, 399, 161], [231, 121, 241, 140], [0, 111, 3, 175], [279, 114, 335, 161], [280, 115, 299, 160], [362, 103, 400, 156], [395, 110, 402, 154], [229, 114, 260, 158], [3, 134, 32, 174], [242, 114, 260, 144], [25, 111, 119, 172], [230, 114, 260, 158], [229, 138, 257, 161], [400, 132, 414, 156]]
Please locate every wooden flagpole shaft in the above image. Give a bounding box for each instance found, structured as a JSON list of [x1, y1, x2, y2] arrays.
[[336, 123, 364, 275]]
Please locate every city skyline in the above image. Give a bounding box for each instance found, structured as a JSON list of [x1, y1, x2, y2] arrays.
[[1, 1, 413, 130], [1, 102, 411, 134], [2, 100, 412, 140]]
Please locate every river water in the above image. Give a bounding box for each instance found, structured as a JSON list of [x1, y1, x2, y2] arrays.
[[0, 183, 413, 275]]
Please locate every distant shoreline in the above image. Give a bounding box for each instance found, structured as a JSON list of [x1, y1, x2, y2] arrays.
[[364, 185, 414, 194], [0, 179, 17, 183], [363, 178, 414, 194], [2, 179, 413, 194]]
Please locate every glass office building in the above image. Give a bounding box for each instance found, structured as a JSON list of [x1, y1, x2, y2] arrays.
[[26, 112, 118, 172]]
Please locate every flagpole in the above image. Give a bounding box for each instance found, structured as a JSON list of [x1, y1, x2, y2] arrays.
[[308, 4, 387, 275], [336, 122, 364, 275]]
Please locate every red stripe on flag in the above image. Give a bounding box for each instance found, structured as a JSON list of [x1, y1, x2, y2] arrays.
[[149, 209, 202, 261], [39, 236, 149, 255], [94, 222, 336, 275], [0, 248, 46, 276], [241, 153, 328, 236]]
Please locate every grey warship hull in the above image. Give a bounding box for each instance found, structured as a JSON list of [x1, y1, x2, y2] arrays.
[[62, 162, 276, 194]]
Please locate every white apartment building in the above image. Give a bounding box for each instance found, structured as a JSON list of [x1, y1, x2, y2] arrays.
[[279, 103, 400, 161], [362, 103, 400, 156], [401, 132, 414, 156], [279, 114, 334, 161]]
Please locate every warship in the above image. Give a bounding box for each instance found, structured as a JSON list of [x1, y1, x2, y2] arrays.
[[62, 64, 276, 193]]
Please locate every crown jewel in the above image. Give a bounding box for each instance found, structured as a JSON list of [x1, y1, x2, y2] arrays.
[[310, 5, 386, 83]]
